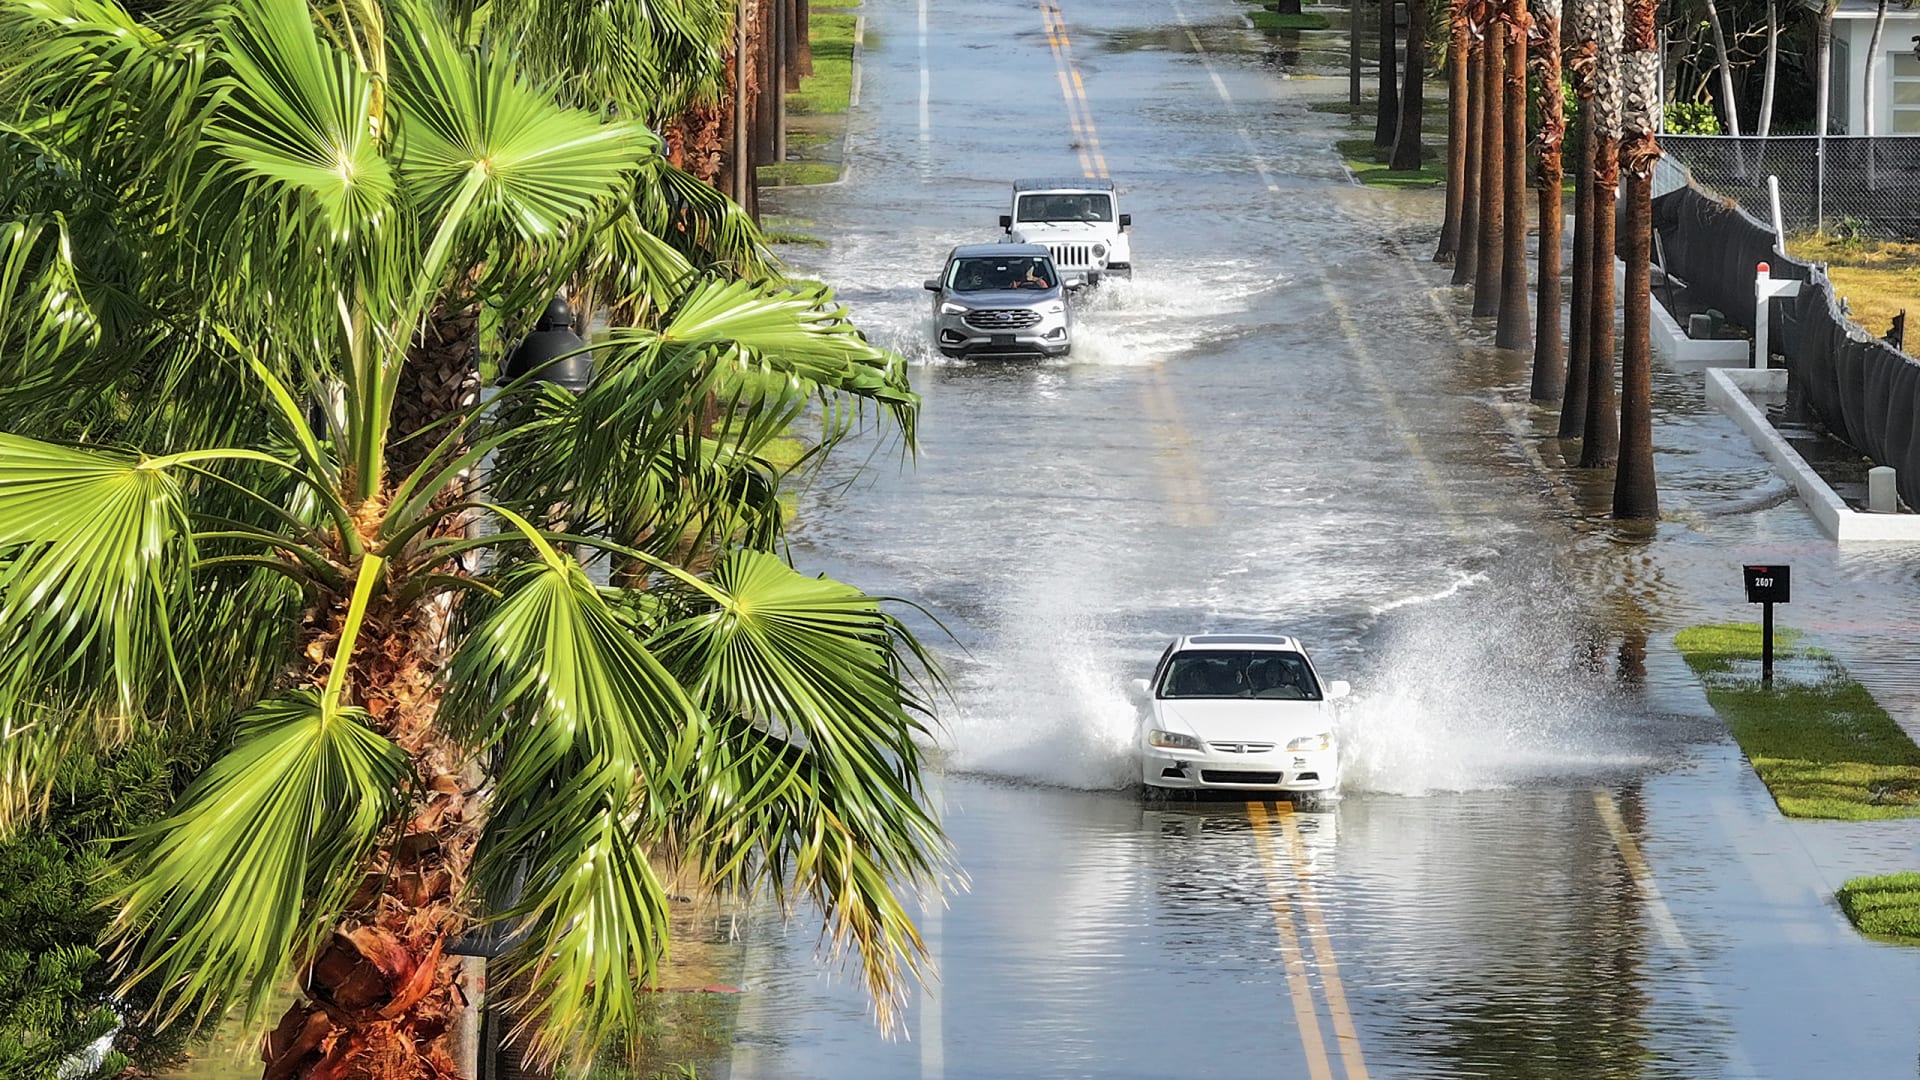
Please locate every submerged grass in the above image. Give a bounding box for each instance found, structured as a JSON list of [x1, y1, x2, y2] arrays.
[[1335, 136, 1445, 190], [787, 12, 858, 116], [1249, 10, 1332, 29], [1674, 623, 1920, 820], [1837, 873, 1920, 944]]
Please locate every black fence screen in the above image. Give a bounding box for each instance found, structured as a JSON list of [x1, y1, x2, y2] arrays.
[[1650, 183, 1920, 510], [1661, 136, 1920, 239]]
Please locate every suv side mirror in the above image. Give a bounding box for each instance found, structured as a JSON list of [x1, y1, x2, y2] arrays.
[[922, 278, 942, 292], [999, 214, 1012, 230], [1326, 680, 1351, 700], [1118, 213, 1132, 229]]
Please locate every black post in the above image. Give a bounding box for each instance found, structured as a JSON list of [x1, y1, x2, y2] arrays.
[[1762, 601, 1775, 684]]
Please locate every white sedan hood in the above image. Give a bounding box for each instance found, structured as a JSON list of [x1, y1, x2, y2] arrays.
[[1155, 699, 1334, 742]]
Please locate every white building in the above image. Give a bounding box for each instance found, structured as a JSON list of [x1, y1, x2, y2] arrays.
[[1827, 0, 1920, 134]]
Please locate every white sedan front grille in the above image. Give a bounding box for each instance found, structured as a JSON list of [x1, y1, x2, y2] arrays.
[[1208, 741, 1276, 754]]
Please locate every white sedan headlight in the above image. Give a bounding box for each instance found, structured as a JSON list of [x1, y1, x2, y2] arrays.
[[940, 301, 970, 315], [1149, 729, 1201, 751], [1286, 733, 1332, 752]]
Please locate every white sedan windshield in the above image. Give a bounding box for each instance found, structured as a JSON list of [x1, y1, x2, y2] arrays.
[[1160, 650, 1320, 700]]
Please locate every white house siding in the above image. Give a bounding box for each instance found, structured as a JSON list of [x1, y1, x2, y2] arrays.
[[1834, 5, 1920, 134]]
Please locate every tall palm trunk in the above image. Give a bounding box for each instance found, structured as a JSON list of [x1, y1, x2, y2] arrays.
[[1495, 0, 1532, 349], [1531, 0, 1567, 398], [1559, 104, 1595, 436], [1578, 0, 1622, 467], [1701, 0, 1743, 136], [1452, 20, 1486, 284], [1377, 0, 1403, 147], [1757, 0, 1778, 136], [1391, 0, 1428, 170], [1438, 0, 1471, 261], [1614, 0, 1659, 517], [1472, 10, 1506, 318], [265, 605, 479, 1080]]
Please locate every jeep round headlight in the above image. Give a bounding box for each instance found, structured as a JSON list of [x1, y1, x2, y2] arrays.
[[939, 302, 969, 315], [1092, 243, 1108, 258]]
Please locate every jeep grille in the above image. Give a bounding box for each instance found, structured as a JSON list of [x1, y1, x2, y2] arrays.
[[1045, 243, 1100, 270], [963, 309, 1043, 330]]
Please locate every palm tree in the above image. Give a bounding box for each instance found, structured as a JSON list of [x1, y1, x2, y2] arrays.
[[1390, 0, 1427, 171], [1530, 0, 1567, 398], [1438, 0, 1470, 262], [1614, 0, 1660, 517], [1451, 8, 1486, 284], [1472, 5, 1506, 318], [1495, 0, 1531, 350], [1557, 0, 1598, 439], [1377, 0, 1403, 148], [0, 0, 946, 1075], [1578, 0, 1622, 467]]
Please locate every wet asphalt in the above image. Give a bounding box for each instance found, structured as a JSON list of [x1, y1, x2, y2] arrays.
[[734, 0, 1920, 1075]]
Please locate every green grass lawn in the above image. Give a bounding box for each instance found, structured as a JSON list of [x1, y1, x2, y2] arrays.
[[1335, 136, 1445, 189], [757, 162, 840, 187], [1250, 10, 1332, 29], [1837, 873, 1920, 944], [1674, 623, 1920, 820], [787, 12, 858, 116]]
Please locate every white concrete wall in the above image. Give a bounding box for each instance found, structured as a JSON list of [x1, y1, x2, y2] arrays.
[[1835, 13, 1920, 135]]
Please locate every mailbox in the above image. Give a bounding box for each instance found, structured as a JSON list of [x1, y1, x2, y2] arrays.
[[1743, 565, 1790, 604]]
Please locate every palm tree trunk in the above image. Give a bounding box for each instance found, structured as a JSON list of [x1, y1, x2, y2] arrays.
[[1579, 0, 1621, 468], [1473, 11, 1506, 318], [1391, 0, 1428, 170], [1559, 104, 1594, 436], [1614, 0, 1659, 518], [1350, 0, 1364, 107], [1701, 0, 1743, 136], [1495, 0, 1532, 350], [1531, 0, 1567, 399], [389, 303, 482, 487], [1452, 24, 1485, 284], [265, 606, 480, 1080], [1757, 0, 1778, 136], [1438, 0, 1470, 261], [1865, 0, 1889, 135], [1377, 0, 1403, 147]]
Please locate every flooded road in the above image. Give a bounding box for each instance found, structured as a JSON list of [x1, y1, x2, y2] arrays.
[[739, 0, 1920, 1074]]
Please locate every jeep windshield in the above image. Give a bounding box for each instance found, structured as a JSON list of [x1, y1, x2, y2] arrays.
[[1016, 193, 1113, 223], [947, 256, 1058, 292]]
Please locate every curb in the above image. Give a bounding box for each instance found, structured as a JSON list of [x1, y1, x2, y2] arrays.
[[768, 13, 864, 192], [1705, 366, 1920, 543]]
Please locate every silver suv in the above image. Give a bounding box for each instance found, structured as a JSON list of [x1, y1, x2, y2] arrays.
[[923, 243, 1073, 359]]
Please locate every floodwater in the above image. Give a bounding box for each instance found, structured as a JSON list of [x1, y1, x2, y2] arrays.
[[734, 0, 1920, 1075]]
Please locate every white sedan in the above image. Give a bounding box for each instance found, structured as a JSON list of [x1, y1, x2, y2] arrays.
[[1133, 634, 1350, 794]]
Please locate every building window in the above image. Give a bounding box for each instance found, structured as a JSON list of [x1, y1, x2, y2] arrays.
[[1894, 53, 1920, 134], [1830, 37, 1851, 134]]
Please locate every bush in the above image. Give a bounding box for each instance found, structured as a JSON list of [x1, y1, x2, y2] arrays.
[[1665, 101, 1723, 135], [0, 732, 218, 1079]]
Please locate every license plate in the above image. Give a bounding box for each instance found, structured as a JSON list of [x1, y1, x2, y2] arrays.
[[991, 334, 1016, 346]]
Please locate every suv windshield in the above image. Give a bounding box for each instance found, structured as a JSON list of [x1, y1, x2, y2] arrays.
[[947, 256, 1058, 293], [1016, 193, 1113, 223], [1159, 650, 1321, 700]]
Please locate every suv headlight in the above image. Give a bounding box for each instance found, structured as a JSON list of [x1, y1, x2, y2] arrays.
[[1286, 733, 1332, 752], [1043, 301, 1065, 314], [940, 301, 969, 315], [1149, 729, 1201, 751]]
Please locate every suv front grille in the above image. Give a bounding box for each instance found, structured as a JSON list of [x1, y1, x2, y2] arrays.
[[1046, 243, 1098, 269], [963, 309, 1042, 330]]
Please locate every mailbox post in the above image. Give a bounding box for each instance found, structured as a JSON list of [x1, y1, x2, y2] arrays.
[[1743, 564, 1791, 683]]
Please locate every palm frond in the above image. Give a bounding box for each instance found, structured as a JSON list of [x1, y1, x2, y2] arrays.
[[0, 435, 192, 741], [109, 691, 408, 1028], [0, 215, 103, 389]]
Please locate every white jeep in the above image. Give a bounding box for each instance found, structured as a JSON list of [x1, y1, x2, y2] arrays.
[[998, 178, 1132, 285]]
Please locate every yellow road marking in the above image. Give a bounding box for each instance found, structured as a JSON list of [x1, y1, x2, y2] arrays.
[[1248, 801, 1337, 1080], [1040, 0, 1106, 179], [1275, 809, 1370, 1080]]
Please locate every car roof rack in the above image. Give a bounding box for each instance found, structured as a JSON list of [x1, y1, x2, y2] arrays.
[[1012, 177, 1118, 192]]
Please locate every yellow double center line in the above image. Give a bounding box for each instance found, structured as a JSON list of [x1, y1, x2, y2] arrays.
[[1248, 801, 1371, 1080], [1039, 1, 1107, 179]]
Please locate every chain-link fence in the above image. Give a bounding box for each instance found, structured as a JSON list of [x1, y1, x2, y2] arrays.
[[1659, 135, 1920, 239]]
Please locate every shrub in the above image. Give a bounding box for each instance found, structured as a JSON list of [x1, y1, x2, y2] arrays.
[[1664, 101, 1724, 135]]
